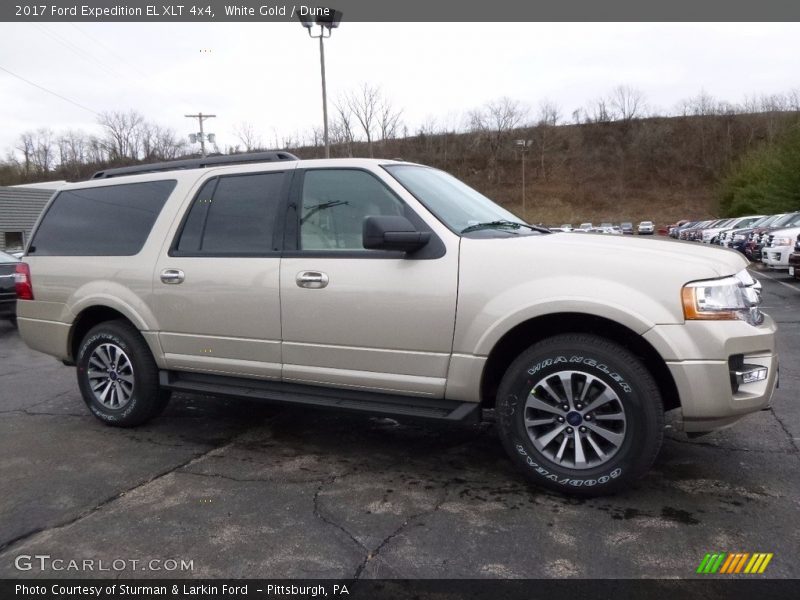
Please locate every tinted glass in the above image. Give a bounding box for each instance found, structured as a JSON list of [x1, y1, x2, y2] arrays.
[[30, 180, 176, 256], [300, 170, 404, 250], [175, 178, 217, 253], [201, 173, 284, 254], [384, 165, 522, 234], [176, 172, 285, 255]]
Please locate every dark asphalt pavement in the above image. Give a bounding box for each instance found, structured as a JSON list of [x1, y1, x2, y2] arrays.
[[0, 270, 797, 579]]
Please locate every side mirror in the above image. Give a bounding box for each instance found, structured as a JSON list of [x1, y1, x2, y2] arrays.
[[363, 215, 431, 253]]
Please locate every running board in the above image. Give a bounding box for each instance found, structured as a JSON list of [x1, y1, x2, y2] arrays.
[[159, 371, 479, 422]]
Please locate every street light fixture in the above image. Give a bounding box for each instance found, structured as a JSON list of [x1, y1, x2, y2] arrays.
[[515, 139, 532, 222], [298, 7, 343, 159]]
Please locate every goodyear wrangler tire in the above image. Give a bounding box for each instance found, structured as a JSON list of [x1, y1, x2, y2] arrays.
[[496, 334, 664, 496], [77, 320, 170, 427]]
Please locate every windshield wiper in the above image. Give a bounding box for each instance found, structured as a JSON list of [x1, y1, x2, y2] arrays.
[[460, 220, 551, 234], [301, 200, 348, 224]]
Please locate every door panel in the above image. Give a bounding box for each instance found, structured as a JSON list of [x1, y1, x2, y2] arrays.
[[280, 168, 458, 397], [153, 170, 290, 379]]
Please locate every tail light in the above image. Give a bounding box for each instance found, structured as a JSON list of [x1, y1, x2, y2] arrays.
[[15, 262, 34, 300]]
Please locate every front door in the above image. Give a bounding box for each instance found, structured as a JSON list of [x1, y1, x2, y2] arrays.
[[279, 168, 459, 398]]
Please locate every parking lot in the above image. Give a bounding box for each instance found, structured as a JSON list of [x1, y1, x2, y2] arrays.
[[0, 270, 797, 580]]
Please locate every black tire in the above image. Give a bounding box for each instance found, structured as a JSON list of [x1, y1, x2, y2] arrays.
[[76, 320, 170, 427], [496, 334, 664, 496]]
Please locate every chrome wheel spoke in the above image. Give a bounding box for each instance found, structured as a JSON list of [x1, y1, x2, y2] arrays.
[[557, 372, 574, 405], [588, 389, 617, 411], [586, 432, 606, 458], [525, 416, 556, 427], [536, 424, 567, 448], [594, 411, 624, 421], [538, 380, 563, 405], [573, 430, 587, 467], [555, 435, 569, 461], [525, 396, 564, 416], [586, 423, 624, 447]]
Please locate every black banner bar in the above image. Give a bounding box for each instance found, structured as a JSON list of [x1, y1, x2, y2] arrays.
[[3, 579, 800, 600], [2, 0, 800, 23]]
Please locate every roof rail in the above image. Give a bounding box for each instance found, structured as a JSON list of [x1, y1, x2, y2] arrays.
[[90, 151, 300, 179]]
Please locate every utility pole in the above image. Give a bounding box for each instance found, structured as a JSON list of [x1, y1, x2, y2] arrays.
[[185, 112, 216, 157]]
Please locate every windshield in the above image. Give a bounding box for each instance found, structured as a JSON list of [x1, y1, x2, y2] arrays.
[[384, 165, 525, 234], [773, 212, 800, 228]]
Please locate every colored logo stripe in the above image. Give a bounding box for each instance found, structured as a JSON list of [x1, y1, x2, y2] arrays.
[[697, 552, 773, 574]]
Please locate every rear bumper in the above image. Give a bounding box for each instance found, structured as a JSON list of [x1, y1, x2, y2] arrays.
[[0, 297, 16, 318]]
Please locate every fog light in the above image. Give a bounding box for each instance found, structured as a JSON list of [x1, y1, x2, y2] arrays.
[[735, 365, 768, 385]]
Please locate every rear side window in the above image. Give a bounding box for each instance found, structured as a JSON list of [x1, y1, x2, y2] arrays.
[[30, 180, 176, 256], [175, 172, 285, 255]]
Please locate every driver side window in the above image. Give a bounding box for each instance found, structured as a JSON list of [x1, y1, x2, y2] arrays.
[[300, 169, 405, 250]]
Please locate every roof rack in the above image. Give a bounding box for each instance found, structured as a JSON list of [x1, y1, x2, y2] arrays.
[[90, 151, 300, 179]]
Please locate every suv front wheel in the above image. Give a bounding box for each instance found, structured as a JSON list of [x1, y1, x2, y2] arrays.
[[76, 320, 170, 427], [496, 333, 664, 496]]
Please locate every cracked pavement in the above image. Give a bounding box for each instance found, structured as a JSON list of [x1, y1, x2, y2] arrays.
[[0, 272, 798, 579]]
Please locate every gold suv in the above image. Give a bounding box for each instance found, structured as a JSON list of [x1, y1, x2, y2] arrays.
[[15, 152, 778, 495]]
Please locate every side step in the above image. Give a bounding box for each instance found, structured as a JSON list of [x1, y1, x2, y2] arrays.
[[159, 371, 480, 422]]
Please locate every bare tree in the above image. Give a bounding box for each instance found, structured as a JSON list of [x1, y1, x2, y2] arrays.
[[468, 97, 529, 177], [530, 100, 562, 180], [610, 85, 646, 121], [233, 121, 262, 152], [341, 83, 382, 157], [377, 98, 403, 143], [98, 110, 145, 160]]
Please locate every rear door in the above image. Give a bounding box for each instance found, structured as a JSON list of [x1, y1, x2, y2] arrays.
[[279, 167, 459, 398], [152, 168, 293, 379]]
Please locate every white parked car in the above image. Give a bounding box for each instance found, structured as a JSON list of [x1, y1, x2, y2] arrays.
[[762, 221, 800, 269], [637, 221, 655, 235], [702, 215, 763, 244]]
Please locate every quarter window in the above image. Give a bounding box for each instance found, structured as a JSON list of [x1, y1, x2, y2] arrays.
[[29, 180, 176, 256]]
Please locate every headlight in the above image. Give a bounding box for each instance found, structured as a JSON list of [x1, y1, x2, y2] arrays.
[[682, 269, 763, 325], [771, 237, 792, 246]]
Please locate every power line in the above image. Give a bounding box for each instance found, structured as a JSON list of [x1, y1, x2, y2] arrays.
[[0, 64, 100, 116]]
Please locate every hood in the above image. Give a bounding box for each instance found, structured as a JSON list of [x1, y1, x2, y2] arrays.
[[464, 231, 747, 280]]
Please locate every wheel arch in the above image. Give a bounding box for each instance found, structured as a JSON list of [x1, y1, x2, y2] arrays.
[[479, 312, 680, 412], [69, 305, 145, 364]]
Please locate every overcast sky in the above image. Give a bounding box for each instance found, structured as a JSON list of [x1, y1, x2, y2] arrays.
[[1, 22, 799, 157]]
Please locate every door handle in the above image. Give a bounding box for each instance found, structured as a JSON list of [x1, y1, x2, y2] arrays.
[[160, 269, 185, 284], [296, 271, 329, 289]]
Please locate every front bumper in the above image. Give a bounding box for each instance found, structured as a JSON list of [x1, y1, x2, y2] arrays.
[[762, 246, 792, 268], [788, 252, 800, 279], [644, 316, 779, 433]]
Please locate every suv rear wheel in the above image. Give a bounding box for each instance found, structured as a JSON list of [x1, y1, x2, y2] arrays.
[[76, 320, 170, 427], [496, 333, 664, 496]]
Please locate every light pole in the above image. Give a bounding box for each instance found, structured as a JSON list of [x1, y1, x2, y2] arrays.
[[298, 8, 343, 159], [515, 139, 532, 222]]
